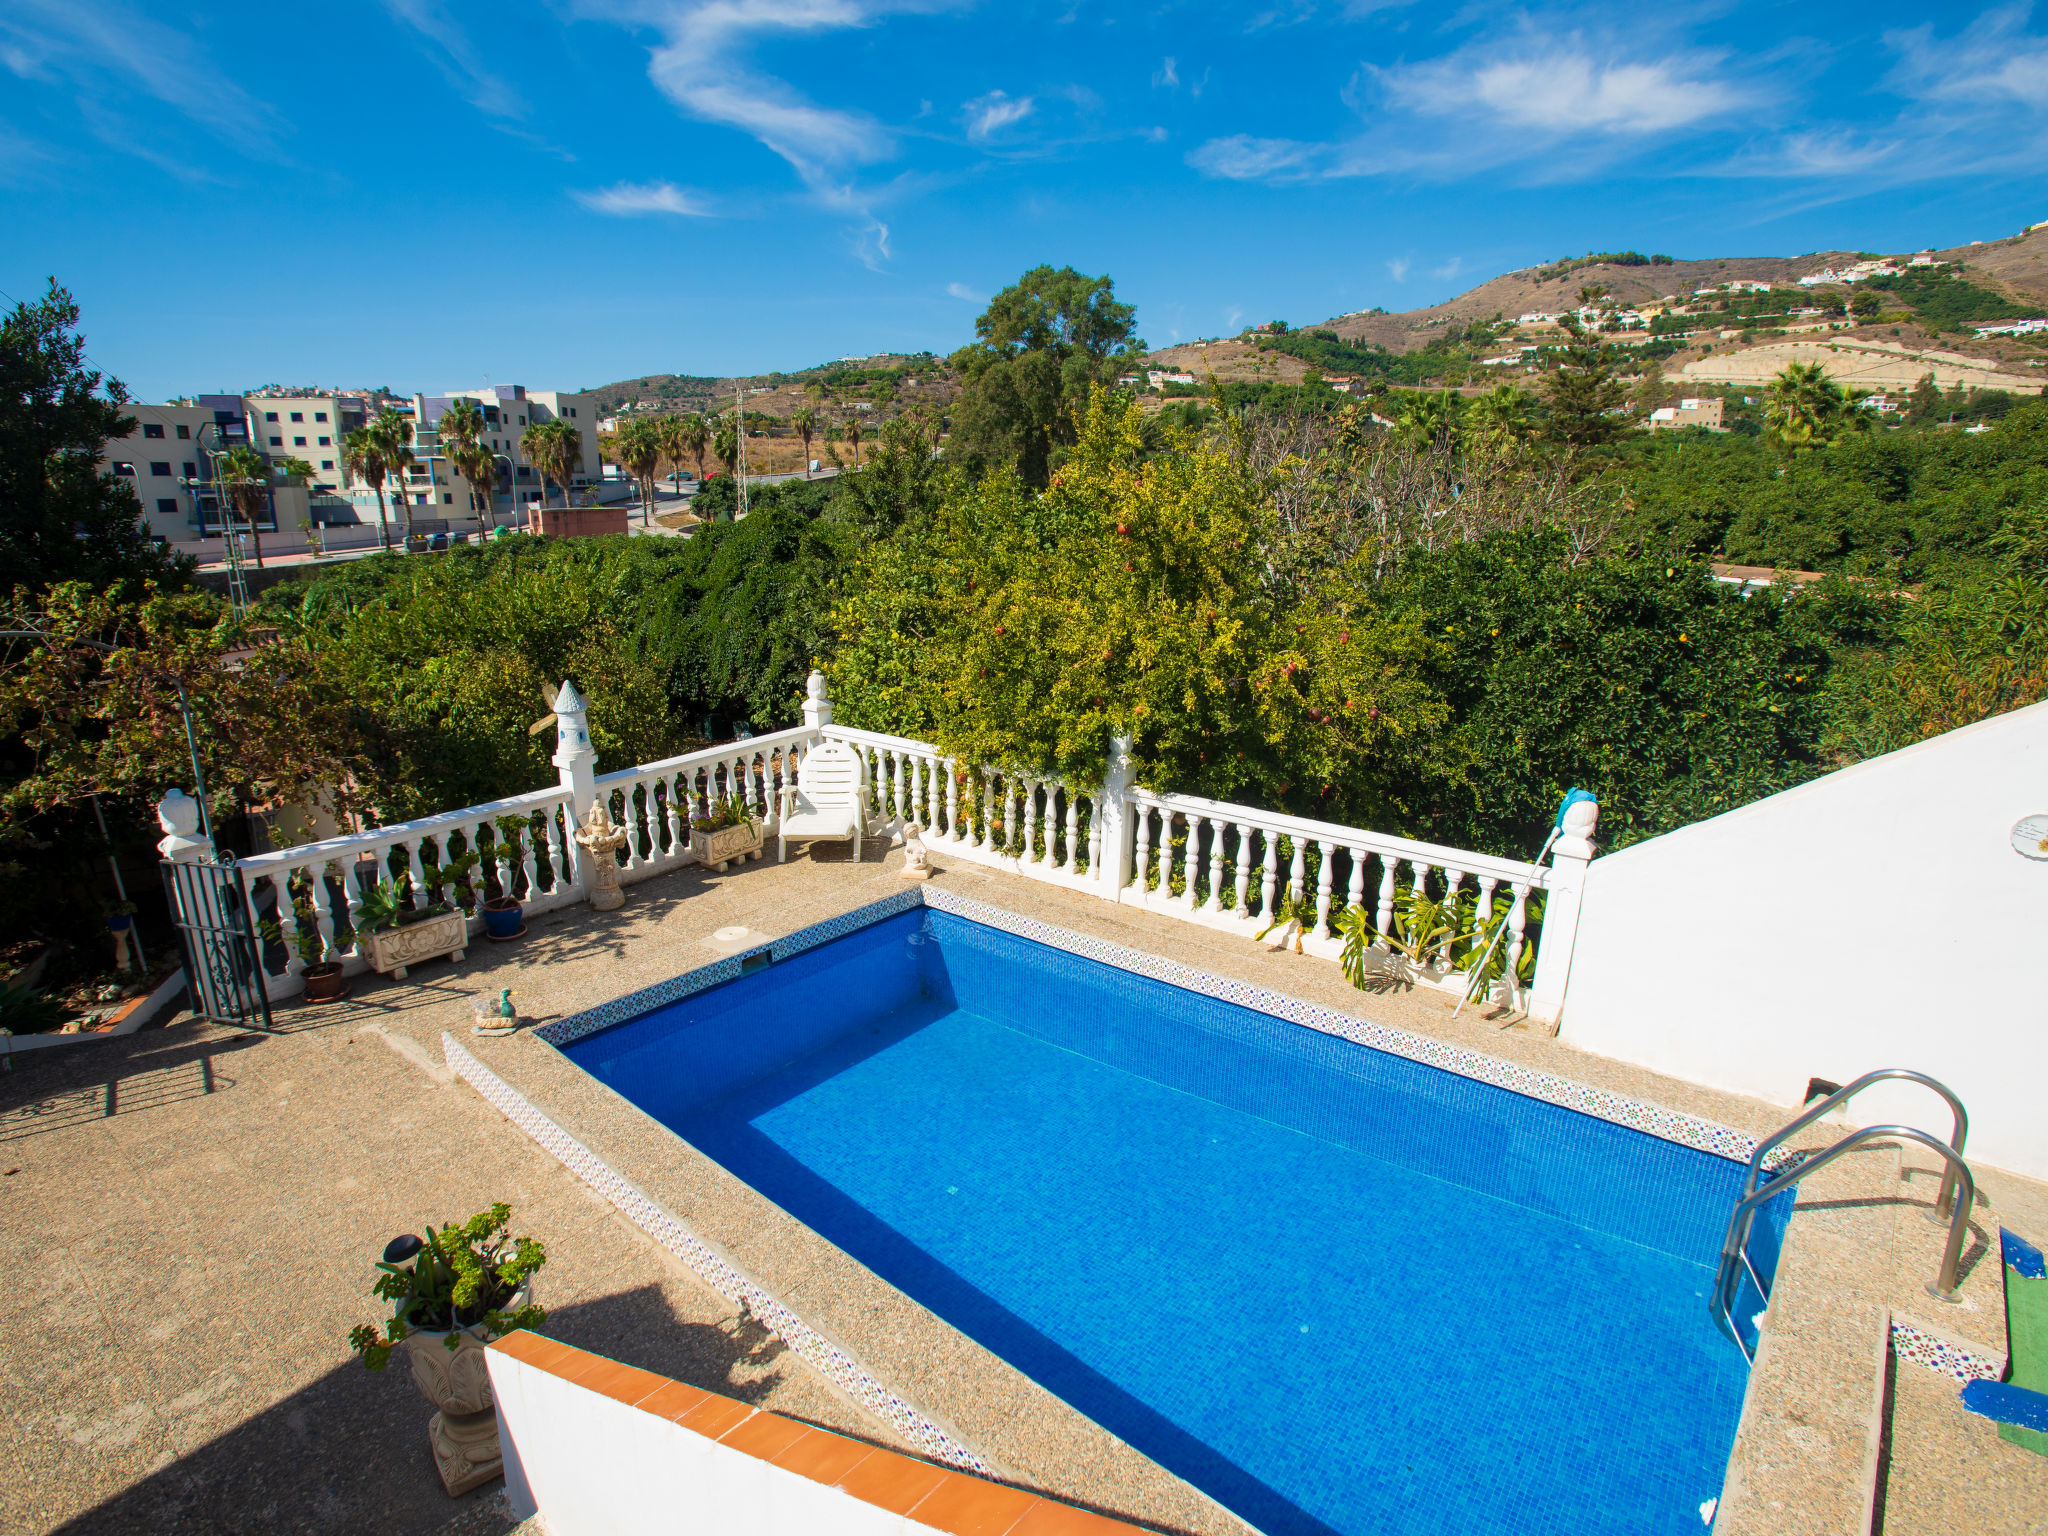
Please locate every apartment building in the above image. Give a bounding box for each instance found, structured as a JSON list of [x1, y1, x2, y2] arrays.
[[102, 397, 259, 543], [1646, 397, 1727, 432], [404, 386, 603, 521]]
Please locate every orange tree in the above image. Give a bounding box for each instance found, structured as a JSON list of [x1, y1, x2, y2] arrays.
[[829, 390, 1451, 822]]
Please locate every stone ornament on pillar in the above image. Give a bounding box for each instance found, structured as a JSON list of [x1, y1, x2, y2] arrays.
[[1528, 794, 1599, 1035], [1553, 797, 1599, 862], [156, 788, 213, 864], [573, 801, 630, 911], [551, 678, 600, 891], [802, 669, 833, 730]]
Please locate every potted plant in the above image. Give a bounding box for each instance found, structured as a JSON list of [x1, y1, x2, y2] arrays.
[[355, 877, 468, 981], [349, 1204, 547, 1497], [483, 818, 528, 940], [690, 791, 763, 871]]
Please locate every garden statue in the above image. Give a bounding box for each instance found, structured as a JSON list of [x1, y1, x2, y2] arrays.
[[900, 823, 932, 881], [472, 988, 517, 1037], [574, 800, 629, 911]]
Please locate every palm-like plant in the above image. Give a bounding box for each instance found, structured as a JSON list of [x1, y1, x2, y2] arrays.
[[217, 445, 272, 568], [791, 405, 818, 478], [1395, 390, 1463, 452], [845, 413, 863, 467], [1465, 383, 1535, 445], [521, 418, 582, 511], [615, 418, 662, 522], [677, 411, 710, 486], [712, 413, 739, 482], [343, 428, 391, 550], [436, 399, 489, 523], [1765, 361, 1846, 454], [654, 413, 687, 495], [367, 408, 417, 541]]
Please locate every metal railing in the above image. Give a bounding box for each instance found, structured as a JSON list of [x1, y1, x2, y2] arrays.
[[1711, 1071, 1976, 1363]]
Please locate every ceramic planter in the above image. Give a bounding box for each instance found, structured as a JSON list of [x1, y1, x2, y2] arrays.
[[302, 961, 348, 1002], [482, 897, 524, 941], [690, 821, 763, 871], [398, 1326, 503, 1496], [363, 908, 468, 980]]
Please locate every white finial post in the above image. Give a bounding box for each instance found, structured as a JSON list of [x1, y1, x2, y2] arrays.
[[802, 669, 833, 731], [1528, 796, 1599, 1034], [1096, 734, 1135, 900], [155, 787, 213, 864], [551, 679, 600, 890]]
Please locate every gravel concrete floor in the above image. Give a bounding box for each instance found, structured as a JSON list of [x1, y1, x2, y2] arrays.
[[5, 835, 2045, 1533]]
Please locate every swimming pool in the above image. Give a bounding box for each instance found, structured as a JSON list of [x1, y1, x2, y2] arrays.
[[553, 893, 1784, 1536]]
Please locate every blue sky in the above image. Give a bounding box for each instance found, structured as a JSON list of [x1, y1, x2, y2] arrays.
[[5, 0, 2047, 401]]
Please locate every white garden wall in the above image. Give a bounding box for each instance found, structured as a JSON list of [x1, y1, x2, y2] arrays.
[[1560, 698, 2048, 1180]]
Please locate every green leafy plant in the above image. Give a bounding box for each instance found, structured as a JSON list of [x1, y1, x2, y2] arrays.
[[693, 792, 755, 834], [259, 904, 328, 968], [425, 848, 483, 908], [348, 1204, 547, 1371], [353, 878, 409, 934], [1255, 888, 1313, 954], [0, 976, 69, 1034]]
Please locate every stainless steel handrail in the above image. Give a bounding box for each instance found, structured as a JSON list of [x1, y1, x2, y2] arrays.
[[1741, 1069, 1967, 1224], [1711, 1125, 1977, 1360]]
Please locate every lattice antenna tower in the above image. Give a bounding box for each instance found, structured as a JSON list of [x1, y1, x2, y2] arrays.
[[734, 379, 749, 521]]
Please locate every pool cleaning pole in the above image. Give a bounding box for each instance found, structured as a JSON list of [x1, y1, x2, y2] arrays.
[[1451, 787, 1591, 1020]]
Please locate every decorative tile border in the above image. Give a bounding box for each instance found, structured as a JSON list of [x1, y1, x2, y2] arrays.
[[1890, 1315, 2004, 1384], [441, 1032, 990, 1475], [918, 885, 1768, 1167]]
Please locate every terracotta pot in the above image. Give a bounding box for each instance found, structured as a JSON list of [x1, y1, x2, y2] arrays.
[[302, 961, 347, 1002]]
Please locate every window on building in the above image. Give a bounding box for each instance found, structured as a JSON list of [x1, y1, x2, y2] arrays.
[[113, 461, 135, 476], [176, 424, 190, 439], [314, 412, 328, 423], [149, 461, 171, 477], [143, 423, 165, 439], [269, 436, 283, 447], [317, 436, 330, 446], [157, 498, 179, 515], [415, 493, 428, 505], [293, 436, 307, 446], [518, 415, 525, 425], [264, 411, 278, 422], [290, 412, 303, 423], [320, 460, 334, 470], [183, 462, 197, 478], [568, 407, 577, 417], [443, 493, 454, 504]]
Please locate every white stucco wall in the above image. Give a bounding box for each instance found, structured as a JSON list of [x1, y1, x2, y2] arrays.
[[1560, 699, 2048, 1180]]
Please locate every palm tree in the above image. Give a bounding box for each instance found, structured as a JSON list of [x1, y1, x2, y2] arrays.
[[1466, 384, 1535, 445], [677, 411, 710, 487], [844, 413, 863, 467], [436, 399, 489, 524], [654, 414, 687, 496], [455, 440, 500, 532], [521, 418, 583, 512], [615, 418, 662, 523], [367, 408, 417, 542], [1765, 362, 1844, 453], [713, 413, 740, 482], [791, 405, 818, 478], [342, 428, 391, 550], [217, 445, 272, 569], [1395, 390, 1463, 452]]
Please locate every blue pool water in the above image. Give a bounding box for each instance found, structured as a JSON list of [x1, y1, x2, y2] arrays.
[[563, 907, 1781, 1536]]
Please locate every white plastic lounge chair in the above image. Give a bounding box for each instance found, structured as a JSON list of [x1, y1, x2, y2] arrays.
[[778, 739, 868, 863]]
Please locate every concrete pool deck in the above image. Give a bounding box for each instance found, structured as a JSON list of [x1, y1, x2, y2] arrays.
[[4, 839, 2045, 1533]]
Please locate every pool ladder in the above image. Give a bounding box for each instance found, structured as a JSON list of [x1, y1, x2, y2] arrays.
[[1710, 1069, 1976, 1363]]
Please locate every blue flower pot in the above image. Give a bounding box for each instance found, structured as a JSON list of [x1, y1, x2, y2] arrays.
[[483, 899, 523, 940]]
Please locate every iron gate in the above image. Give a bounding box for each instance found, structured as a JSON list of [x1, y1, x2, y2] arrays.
[[161, 855, 274, 1029]]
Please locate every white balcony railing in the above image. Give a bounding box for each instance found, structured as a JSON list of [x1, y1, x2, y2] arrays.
[[214, 674, 1595, 1025]]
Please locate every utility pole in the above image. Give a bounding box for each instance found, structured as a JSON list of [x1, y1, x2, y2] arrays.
[[734, 380, 749, 522]]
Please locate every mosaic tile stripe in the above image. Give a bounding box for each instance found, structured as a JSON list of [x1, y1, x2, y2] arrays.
[[917, 885, 1767, 1167], [440, 1033, 991, 1475], [1890, 1317, 2004, 1384]]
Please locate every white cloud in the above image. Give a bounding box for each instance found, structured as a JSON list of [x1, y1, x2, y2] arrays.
[[573, 180, 714, 215], [946, 281, 982, 301], [963, 89, 1034, 140], [1386, 257, 1410, 282], [1888, 5, 2048, 107], [1430, 255, 1462, 280], [380, 0, 523, 118], [1185, 134, 1321, 180], [1154, 56, 1178, 88], [1379, 48, 1743, 134]]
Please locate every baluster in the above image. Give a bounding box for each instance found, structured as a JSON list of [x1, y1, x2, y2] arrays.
[[1473, 876, 1499, 978], [459, 824, 485, 911], [665, 776, 686, 860], [1132, 803, 1153, 896], [1314, 840, 1336, 937], [1024, 780, 1042, 863], [494, 825, 516, 900], [309, 862, 339, 960], [978, 771, 993, 849], [1259, 829, 1279, 918], [1376, 855, 1397, 940], [341, 858, 366, 952], [1183, 816, 1205, 911], [1063, 788, 1080, 874], [1443, 868, 1467, 967], [404, 838, 429, 908], [1086, 794, 1102, 879], [944, 760, 960, 841], [899, 751, 913, 826], [272, 872, 303, 977], [519, 815, 541, 899], [1504, 881, 1531, 1001], [1232, 823, 1254, 914], [1204, 817, 1228, 912], [1410, 863, 1436, 961], [1287, 837, 1306, 907], [545, 804, 571, 893]]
